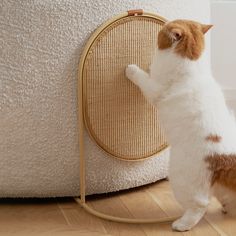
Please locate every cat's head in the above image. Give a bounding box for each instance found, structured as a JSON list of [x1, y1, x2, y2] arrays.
[[158, 20, 212, 60]]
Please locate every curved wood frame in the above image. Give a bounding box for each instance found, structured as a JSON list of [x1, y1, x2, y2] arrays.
[[79, 10, 169, 161], [76, 10, 178, 224]]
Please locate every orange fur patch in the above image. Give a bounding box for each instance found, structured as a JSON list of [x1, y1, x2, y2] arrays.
[[158, 20, 212, 60], [206, 154, 236, 191], [205, 134, 222, 143], [157, 28, 172, 49]]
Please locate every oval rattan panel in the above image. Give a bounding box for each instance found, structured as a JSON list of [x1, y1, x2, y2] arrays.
[[80, 12, 168, 161]]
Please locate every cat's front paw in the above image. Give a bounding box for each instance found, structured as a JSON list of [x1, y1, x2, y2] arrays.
[[125, 64, 139, 84], [172, 219, 192, 232]]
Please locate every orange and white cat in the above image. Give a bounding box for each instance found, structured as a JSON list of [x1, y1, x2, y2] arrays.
[[126, 20, 236, 231]]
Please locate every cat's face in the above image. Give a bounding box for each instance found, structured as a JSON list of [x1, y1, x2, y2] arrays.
[[158, 20, 212, 60]]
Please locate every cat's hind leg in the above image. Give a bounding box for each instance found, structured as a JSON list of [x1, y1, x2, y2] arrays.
[[172, 193, 209, 231], [170, 163, 211, 232]]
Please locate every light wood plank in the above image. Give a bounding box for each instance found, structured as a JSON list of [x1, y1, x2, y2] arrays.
[[57, 198, 107, 235], [0, 199, 68, 235], [0, 181, 235, 235], [205, 197, 236, 236], [4, 228, 112, 236], [120, 186, 182, 236], [37, 228, 112, 236], [89, 194, 147, 236]]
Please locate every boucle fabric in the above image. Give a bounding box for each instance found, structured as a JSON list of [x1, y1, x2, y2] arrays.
[[0, 0, 210, 197]]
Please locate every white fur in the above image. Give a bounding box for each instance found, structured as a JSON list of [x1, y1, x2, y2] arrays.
[[126, 47, 236, 231]]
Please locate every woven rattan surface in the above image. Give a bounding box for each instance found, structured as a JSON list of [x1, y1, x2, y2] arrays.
[[81, 14, 168, 160]]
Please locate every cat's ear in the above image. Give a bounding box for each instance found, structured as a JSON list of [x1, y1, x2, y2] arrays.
[[201, 24, 213, 34], [170, 28, 182, 41]]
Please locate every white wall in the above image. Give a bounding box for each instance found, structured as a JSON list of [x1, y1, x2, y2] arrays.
[[211, 0, 236, 107]]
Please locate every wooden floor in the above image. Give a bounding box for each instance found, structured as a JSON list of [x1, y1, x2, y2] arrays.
[[1, 180, 235, 236]]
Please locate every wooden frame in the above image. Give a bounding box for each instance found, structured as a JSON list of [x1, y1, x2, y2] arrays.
[[75, 10, 178, 224]]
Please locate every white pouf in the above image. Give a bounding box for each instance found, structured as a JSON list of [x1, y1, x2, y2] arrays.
[[0, 0, 210, 197]]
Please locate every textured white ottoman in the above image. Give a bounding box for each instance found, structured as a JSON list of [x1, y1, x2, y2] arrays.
[[0, 0, 210, 197]]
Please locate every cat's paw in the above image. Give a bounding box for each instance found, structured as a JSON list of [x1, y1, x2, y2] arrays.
[[125, 64, 139, 83], [172, 219, 192, 232]]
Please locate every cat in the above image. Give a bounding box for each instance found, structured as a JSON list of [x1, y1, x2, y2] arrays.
[[125, 19, 236, 231]]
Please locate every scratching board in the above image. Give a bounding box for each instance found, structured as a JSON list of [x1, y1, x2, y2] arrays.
[[76, 10, 177, 223], [80, 10, 168, 161]]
